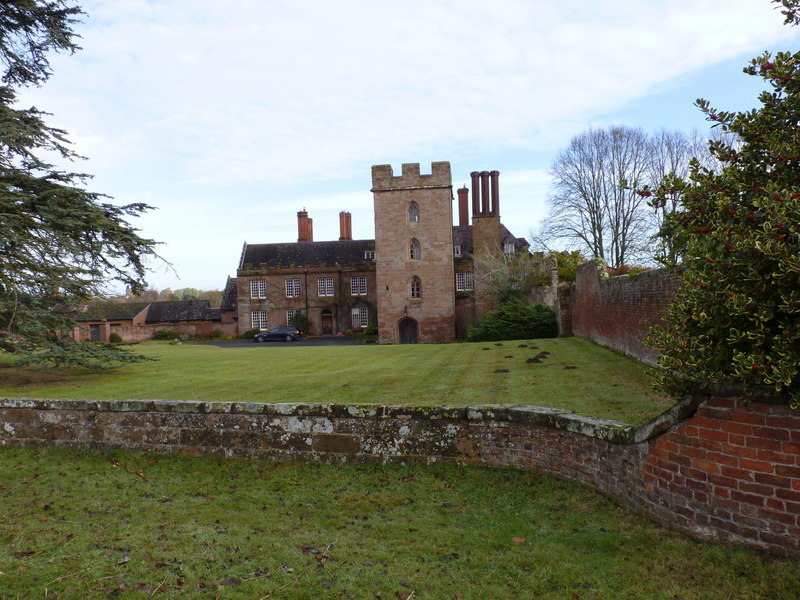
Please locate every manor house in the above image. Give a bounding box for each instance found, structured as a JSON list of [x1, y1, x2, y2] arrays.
[[232, 162, 527, 343]]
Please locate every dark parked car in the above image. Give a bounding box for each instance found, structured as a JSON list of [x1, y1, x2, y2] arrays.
[[254, 326, 301, 342]]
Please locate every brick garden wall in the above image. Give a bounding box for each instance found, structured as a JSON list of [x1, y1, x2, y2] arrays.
[[568, 263, 679, 364], [2, 394, 798, 556], [72, 322, 238, 343]]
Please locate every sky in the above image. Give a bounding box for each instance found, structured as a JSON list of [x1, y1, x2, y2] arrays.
[[18, 0, 800, 292]]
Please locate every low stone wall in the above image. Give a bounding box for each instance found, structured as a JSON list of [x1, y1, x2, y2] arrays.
[[1, 395, 798, 556]]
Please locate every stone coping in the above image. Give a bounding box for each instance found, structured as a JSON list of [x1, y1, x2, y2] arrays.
[[0, 394, 702, 445]]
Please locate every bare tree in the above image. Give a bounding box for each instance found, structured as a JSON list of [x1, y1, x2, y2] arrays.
[[537, 126, 731, 267], [471, 248, 549, 303], [646, 128, 737, 262], [540, 126, 653, 268]]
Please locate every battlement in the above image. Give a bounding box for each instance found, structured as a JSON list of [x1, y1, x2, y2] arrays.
[[371, 161, 451, 191]]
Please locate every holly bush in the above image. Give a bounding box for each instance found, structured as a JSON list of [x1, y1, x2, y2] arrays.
[[647, 2, 800, 406]]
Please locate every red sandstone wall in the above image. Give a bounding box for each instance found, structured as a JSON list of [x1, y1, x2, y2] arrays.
[[569, 263, 679, 364], [2, 394, 798, 555]]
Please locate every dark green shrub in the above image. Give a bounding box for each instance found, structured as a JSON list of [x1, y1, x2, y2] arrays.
[[152, 329, 181, 340], [363, 325, 378, 336], [239, 328, 260, 340], [209, 329, 224, 340], [468, 298, 558, 342], [108, 332, 122, 343]]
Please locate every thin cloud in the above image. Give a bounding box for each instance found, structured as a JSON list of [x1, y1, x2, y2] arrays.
[[15, 0, 799, 289]]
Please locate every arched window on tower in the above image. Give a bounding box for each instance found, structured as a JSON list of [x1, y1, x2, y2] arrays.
[[410, 276, 421, 299], [410, 238, 421, 260], [408, 201, 420, 222]]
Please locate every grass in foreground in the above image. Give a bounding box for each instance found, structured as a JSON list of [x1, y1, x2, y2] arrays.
[[1, 446, 797, 600], [0, 337, 672, 425]]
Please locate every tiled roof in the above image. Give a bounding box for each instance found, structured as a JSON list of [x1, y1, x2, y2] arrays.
[[144, 300, 218, 323], [204, 307, 222, 322], [501, 224, 530, 249], [452, 225, 473, 255], [76, 302, 149, 322], [240, 239, 376, 269], [220, 276, 238, 311], [451, 224, 528, 256]]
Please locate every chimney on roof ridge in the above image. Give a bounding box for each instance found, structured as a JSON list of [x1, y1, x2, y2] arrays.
[[297, 209, 313, 242], [339, 211, 352, 240]]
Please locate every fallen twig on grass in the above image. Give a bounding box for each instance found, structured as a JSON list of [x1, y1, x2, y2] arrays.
[[109, 458, 149, 482]]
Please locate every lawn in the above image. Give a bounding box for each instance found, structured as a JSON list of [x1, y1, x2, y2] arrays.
[[0, 337, 673, 425], [1, 445, 798, 600]]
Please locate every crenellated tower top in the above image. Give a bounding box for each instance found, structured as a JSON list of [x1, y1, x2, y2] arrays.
[[371, 162, 451, 191]]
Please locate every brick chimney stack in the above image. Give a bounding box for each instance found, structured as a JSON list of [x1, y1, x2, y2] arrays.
[[471, 170, 501, 217], [457, 186, 469, 226], [297, 209, 313, 242], [339, 211, 352, 241]]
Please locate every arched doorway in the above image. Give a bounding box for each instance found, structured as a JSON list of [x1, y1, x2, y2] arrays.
[[398, 318, 418, 344], [321, 310, 333, 335]]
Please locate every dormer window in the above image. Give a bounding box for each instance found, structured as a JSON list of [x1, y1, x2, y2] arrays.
[[365, 250, 375, 260], [504, 242, 516, 254], [408, 201, 420, 222], [454, 244, 462, 257]]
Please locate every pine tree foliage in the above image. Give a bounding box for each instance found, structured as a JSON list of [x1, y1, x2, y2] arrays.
[[648, 0, 800, 405], [0, 1, 158, 367]]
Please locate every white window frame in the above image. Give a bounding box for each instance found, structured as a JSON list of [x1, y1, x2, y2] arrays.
[[364, 250, 375, 260], [251, 310, 268, 330], [317, 277, 334, 297], [456, 272, 474, 292], [250, 280, 267, 299], [454, 245, 462, 258], [351, 306, 368, 328], [285, 278, 301, 298], [350, 275, 367, 296], [504, 242, 516, 254], [286, 309, 301, 326]]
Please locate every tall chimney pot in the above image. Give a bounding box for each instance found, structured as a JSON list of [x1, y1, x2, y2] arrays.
[[339, 211, 352, 241], [297, 210, 313, 242], [490, 170, 500, 216], [470, 171, 480, 217], [480, 171, 490, 215], [457, 186, 469, 226]]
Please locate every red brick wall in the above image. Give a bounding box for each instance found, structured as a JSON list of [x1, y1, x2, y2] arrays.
[[72, 322, 237, 342], [569, 262, 679, 364], [2, 394, 798, 555], [641, 396, 800, 553]]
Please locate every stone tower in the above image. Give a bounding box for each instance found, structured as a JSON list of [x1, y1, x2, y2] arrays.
[[372, 162, 455, 344]]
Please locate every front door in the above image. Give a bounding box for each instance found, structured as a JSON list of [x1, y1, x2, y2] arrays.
[[89, 324, 101, 341], [321, 311, 333, 335], [398, 318, 418, 344]]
